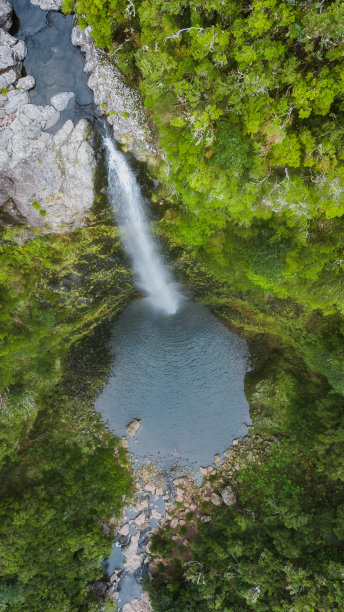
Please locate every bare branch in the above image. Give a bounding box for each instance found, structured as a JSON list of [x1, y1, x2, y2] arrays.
[[164, 27, 203, 45]]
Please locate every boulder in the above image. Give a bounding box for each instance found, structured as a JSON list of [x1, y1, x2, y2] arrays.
[[50, 91, 75, 111], [210, 492, 222, 506], [4, 91, 29, 113], [126, 418, 141, 437], [0, 0, 13, 31], [134, 512, 146, 527], [0, 46, 17, 71], [122, 533, 142, 573], [12, 40, 26, 61], [118, 523, 129, 537], [200, 515, 211, 523], [0, 113, 95, 228], [0, 68, 17, 89], [0, 29, 17, 47], [16, 76, 35, 91], [221, 485, 237, 507], [144, 481, 156, 494]]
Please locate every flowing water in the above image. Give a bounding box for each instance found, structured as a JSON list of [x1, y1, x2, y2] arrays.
[[104, 137, 181, 315]]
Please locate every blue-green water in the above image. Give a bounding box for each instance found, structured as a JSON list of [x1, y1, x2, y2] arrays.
[[96, 299, 251, 474]]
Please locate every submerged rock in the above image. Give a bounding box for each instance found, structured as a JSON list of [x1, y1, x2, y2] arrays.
[[50, 91, 75, 111]]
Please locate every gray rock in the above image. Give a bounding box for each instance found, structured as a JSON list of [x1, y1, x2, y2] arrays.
[[0, 46, 17, 70], [16, 76, 35, 91], [53, 119, 74, 147], [0, 29, 17, 47], [0, 112, 96, 229], [44, 108, 60, 129], [0, 9, 95, 230], [72, 24, 158, 161], [0, 173, 13, 205], [0, 0, 13, 31], [221, 486, 237, 507], [0, 149, 9, 165], [126, 418, 141, 437], [50, 91, 75, 111], [0, 126, 12, 149], [30, 0, 62, 8], [0, 69, 17, 89], [4, 92, 29, 113], [12, 40, 26, 61], [18, 103, 44, 126], [71, 24, 92, 48]]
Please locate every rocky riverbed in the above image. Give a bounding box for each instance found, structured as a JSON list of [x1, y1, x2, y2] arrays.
[[100, 421, 271, 612]]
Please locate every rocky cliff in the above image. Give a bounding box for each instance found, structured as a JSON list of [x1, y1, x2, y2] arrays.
[[0, 0, 95, 229]]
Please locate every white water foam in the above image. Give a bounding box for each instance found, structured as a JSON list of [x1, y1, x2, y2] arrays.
[[104, 136, 181, 315]]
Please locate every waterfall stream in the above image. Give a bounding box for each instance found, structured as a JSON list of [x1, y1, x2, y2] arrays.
[[104, 136, 181, 315]]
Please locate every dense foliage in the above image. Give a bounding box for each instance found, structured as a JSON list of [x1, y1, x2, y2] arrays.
[[65, 0, 344, 317], [149, 450, 344, 611], [0, 329, 133, 611], [0, 200, 135, 608], [4, 0, 344, 610], [0, 209, 134, 466]]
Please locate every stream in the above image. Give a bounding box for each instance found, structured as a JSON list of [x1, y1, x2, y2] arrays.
[[12, 2, 251, 610]]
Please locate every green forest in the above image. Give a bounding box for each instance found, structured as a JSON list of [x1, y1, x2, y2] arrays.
[[1, 0, 344, 609]]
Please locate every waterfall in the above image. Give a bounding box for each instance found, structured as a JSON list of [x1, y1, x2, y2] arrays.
[[104, 136, 181, 315]]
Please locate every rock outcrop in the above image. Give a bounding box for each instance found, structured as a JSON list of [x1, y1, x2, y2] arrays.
[[72, 25, 159, 162], [0, 2, 96, 229]]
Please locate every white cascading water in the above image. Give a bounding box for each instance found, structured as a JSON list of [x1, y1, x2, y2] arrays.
[[104, 136, 181, 315]]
